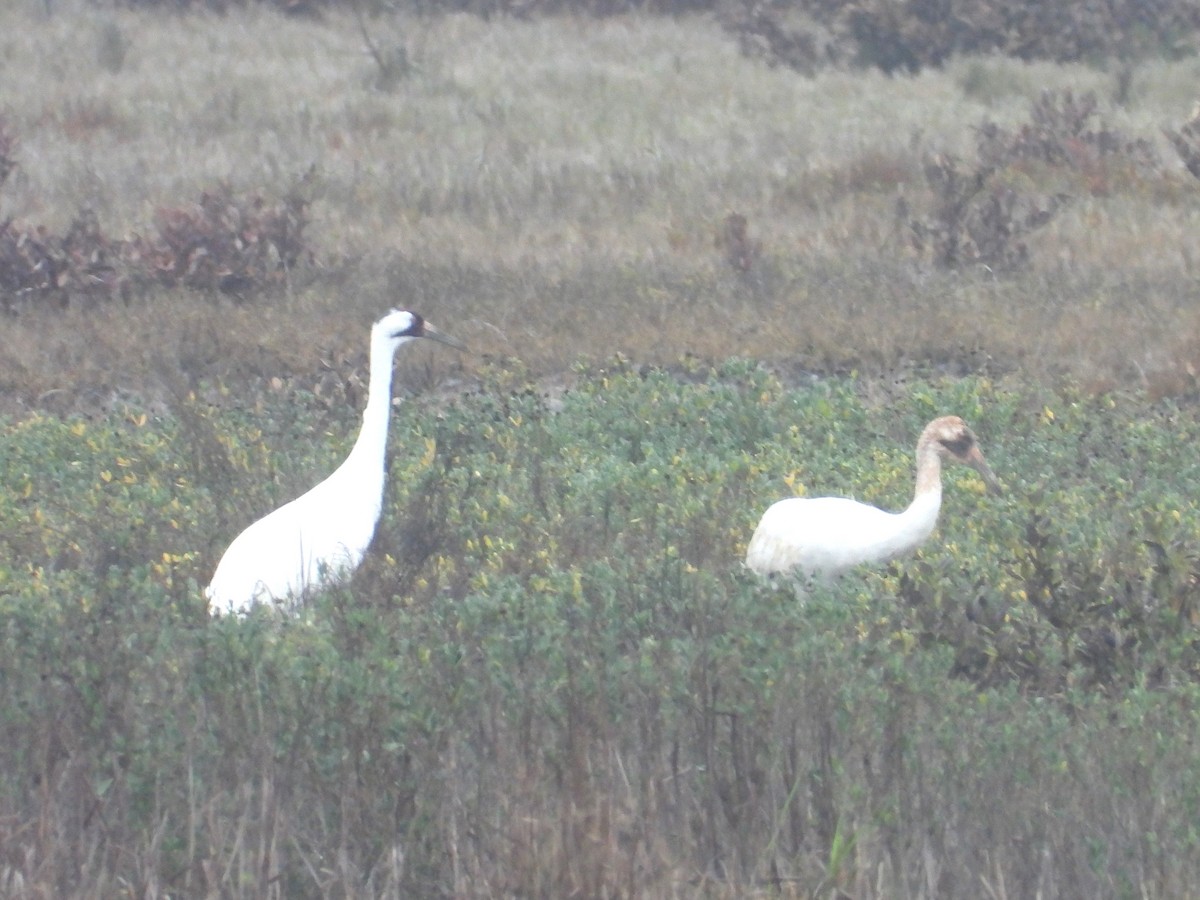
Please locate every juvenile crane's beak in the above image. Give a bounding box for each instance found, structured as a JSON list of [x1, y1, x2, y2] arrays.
[[420, 322, 467, 351], [964, 445, 1002, 495]]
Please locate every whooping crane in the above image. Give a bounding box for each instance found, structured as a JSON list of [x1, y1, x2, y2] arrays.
[[206, 309, 464, 615], [744, 416, 1000, 583]]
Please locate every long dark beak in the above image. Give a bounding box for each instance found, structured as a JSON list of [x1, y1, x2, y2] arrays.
[[420, 322, 466, 351], [965, 445, 1002, 495]]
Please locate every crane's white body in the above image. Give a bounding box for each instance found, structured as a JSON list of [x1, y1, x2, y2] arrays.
[[747, 491, 942, 580], [745, 416, 999, 583], [206, 310, 462, 615]]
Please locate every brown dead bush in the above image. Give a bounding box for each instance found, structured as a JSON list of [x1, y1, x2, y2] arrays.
[[0, 118, 314, 309]]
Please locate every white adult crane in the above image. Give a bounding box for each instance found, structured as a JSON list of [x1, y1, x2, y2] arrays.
[[745, 416, 1000, 583], [206, 309, 464, 615]]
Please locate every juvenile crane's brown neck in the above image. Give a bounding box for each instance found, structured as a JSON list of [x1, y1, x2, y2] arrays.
[[913, 440, 946, 498]]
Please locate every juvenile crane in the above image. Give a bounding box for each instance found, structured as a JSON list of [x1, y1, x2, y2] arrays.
[[206, 309, 464, 615], [745, 416, 1000, 583]]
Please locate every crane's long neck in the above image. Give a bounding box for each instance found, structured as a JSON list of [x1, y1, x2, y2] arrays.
[[891, 442, 945, 554], [338, 333, 397, 490]]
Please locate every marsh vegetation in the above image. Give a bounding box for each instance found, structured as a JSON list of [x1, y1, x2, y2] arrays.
[[3, 2, 1200, 897]]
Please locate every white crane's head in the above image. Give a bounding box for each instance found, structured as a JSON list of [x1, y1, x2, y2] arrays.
[[920, 415, 1001, 494], [373, 309, 466, 354]]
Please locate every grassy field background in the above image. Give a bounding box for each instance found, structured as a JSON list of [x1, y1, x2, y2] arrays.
[[2, 1, 1200, 408], [4, 1, 1200, 898]]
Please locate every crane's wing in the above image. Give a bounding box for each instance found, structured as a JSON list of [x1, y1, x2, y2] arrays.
[[745, 496, 904, 578]]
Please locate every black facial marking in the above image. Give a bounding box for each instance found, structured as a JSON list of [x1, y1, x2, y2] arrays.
[[939, 434, 974, 456], [392, 313, 425, 339]]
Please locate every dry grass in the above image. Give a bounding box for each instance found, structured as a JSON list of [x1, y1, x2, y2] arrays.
[[1, 3, 1200, 414]]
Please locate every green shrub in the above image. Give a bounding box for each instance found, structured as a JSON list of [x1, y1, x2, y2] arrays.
[[5, 368, 1200, 895]]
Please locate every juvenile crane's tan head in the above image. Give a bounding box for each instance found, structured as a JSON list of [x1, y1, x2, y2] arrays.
[[918, 416, 1001, 494]]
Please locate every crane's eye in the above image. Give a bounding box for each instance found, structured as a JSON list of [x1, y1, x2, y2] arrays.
[[392, 314, 424, 339], [939, 435, 973, 456]]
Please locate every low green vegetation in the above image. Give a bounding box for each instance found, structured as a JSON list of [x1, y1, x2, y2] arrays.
[[4, 366, 1200, 896]]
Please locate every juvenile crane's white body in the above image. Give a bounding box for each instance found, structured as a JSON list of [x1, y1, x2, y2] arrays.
[[745, 416, 1000, 582], [206, 310, 463, 615]]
